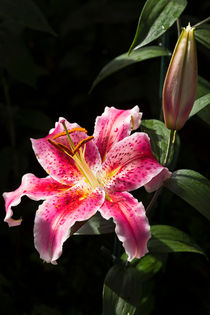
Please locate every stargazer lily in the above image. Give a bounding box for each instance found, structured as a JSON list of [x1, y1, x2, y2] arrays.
[[3, 106, 171, 264]]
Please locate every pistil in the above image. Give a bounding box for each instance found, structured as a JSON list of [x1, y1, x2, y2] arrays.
[[48, 121, 99, 189]]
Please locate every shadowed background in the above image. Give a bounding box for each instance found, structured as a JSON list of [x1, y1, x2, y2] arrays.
[[0, 0, 210, 314]]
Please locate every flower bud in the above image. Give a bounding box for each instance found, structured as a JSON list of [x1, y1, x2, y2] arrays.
[[162, 23, 197, 130]]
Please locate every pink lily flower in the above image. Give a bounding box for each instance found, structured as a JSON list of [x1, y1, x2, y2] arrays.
[[3, 106, 171, 264]]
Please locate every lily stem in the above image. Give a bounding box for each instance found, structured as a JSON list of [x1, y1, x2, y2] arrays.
[[163, 129, 176, 166], [146, 129, 176, 214], [193, 16, 210, 28]]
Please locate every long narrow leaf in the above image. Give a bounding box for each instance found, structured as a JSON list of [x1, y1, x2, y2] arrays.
[[195, 24, 210, 50], [141, 119, 180, 167], [90, 46, 170, 91], [189, 93, 210, 117], [149, 225, 205, 256], [103, 265, 140, 315], [128, 0, 187, 53], [164, 169, 210, 220], [196, 76, 210, 124]]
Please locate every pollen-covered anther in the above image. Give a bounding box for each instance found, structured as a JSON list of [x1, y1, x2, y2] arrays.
[[72, 136, 94, 155], [131, 116, 135, 130], [48, 139, 74, 156], [48, 135, 94, 157], [52, 127, 88, 140]]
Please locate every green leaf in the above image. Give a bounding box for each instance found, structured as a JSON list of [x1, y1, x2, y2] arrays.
[[196, 76, 210, 125], [149, 225, 205, 256], [128, 0, 187, 53], [121, 253, 163, 279], [0, 0, 56, 35], [102, 265, 141, 315], [197, 76, 210, 99], [197, 104, 210, 125], [195, 24, 210, 50], [189, 93, 210, 117], [164, 169, 210, 220], [75, 213, 114, 235], [90, 46, 170, 92], [103, 254, 164, 315], [141, 119, 180, 167]]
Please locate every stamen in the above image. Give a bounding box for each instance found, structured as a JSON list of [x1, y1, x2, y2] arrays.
[[72, 136, 94, 155], [48, 124, 98, 189], [48, 139, 74, 156], [52, 127, 87, 140], [48, 135, 94, 157], [131, 115, 135, 130]]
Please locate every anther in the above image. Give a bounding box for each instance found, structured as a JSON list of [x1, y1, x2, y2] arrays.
[[52, 127, 87, 140], [72, 136, 94, 155], [48, 136, 94, 157], [131, 116, 135, 130], [48, 139, 74, 156]]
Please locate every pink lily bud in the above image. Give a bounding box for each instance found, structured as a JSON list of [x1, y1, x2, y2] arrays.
[[163, 23, 197, 130]]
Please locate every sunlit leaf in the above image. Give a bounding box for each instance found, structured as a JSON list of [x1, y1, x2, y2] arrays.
[[76, 213, 114, 235], [189, 93, 210, 117], [103, 253, 164, 315], [197, 76, 210, 98], [196, 76, 210, 124], [164, 169, 210, 220], [90, 46, 170, 91], [197, 104, 210, 125], [102, 264, 141, 315], [195, 24, 210, 50], [0, 0, 56, 34], [128, 0, 187, 53], [121, 253, 163, 279], [149, 225, 205, 256], [141, 119, 180, 167]]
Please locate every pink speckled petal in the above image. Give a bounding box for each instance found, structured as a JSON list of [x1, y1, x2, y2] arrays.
[[93, 106, 142, 161], [101, 132, 171, 192], [31, 118, 101, 185], [3, 174, 70, 227], [99, 192, 151, 261], [145, 168, 171, 192], [34, 184, 105, 264]]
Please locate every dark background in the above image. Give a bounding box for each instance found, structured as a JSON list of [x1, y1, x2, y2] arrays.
[[0, 0, 210, 314]]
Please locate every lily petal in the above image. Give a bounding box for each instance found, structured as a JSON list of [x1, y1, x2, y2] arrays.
[[99, 192, 150, 261], [144, 167, 171, 192], [3, 174, 70, 227], [31, 118, 101, 185], [34, 184, 105, 264], [93, 106, 142, 161], [102, 132, 171, 192]]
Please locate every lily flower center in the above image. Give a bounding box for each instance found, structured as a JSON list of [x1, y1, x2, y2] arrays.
[[48, 121, 100, 189]]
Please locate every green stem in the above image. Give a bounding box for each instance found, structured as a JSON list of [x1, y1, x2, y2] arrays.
[[193, 16, 210, 28], [176, 18, 181, 37], [146, 129, 176, 214], [163, 129, 176, 166]]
